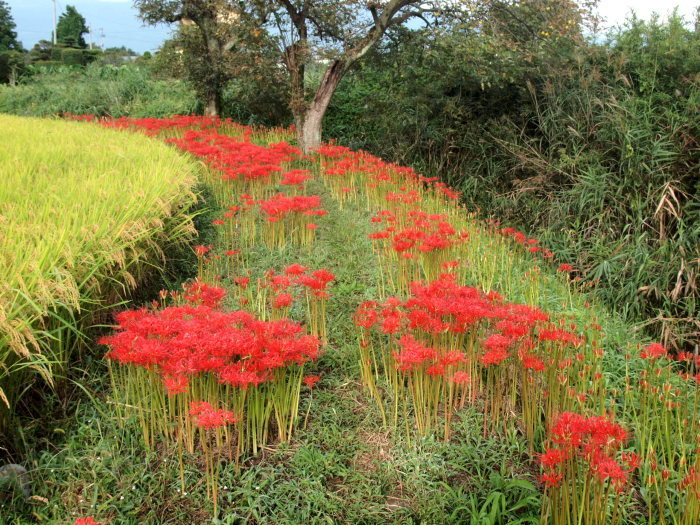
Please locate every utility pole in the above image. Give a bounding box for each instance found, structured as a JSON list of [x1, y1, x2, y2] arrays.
[[99, 28, 105, 50], [52, 0, 57, 45], [88, 26, 93, 50]]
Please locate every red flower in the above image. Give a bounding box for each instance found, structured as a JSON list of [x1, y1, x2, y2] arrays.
[[285, 263, 307, 276], [190, 401, 238, 429], [303, 375, 320, 388], [540, 472, 563, 488], [451, 371, 470, 384], [194, 244, 211, 256], [234, 276, 250, 289], [642, 343, 667, 360], [273, 293, 294, 308], [539, 448, 569, 467]]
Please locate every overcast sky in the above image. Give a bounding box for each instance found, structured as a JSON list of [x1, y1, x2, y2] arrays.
[[5, 0, 699, 54]]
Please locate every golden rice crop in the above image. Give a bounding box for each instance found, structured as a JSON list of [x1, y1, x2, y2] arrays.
[[0, 115, 198, 434]]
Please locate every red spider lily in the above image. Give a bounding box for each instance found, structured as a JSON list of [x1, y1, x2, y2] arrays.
[[303, 375, 320, 388], [234, 276, 250, 289], [280, 169, 313, 187], [259, 193, 323, 219], [539, 411, 636, 521], [540, 472, 564, 488], [100, 305, 319, 389], [273, 293, 294, 309], [451, 371, 471, 384], [285, 263, 307, 276], [194, 245, 211, 256], [190, 401, 238, 429], [539, 448, 570, 468], [182, 280, 227, 308], [641, 343, 668, 360]]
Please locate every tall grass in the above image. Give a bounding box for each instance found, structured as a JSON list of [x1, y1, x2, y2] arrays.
[[0, 64, 197, 118], [0, 115, 199, 442]]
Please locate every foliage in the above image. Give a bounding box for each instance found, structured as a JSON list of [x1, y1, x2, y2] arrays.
[[0, 115, 199, 447], [0, 0, 20, 51], [61, 48, 84, 66], [0, 63, 198, 118], [0, 0, 21, 84], [325, 9, 699, 351], [28, 40, 53, 62], [134, 0, 274, 114], [147, 27, 290, 125], [0, 50, 24, 84], [56, 5, 89, 49], [134, 0, 466, 150], [98, 47, 138, 67]]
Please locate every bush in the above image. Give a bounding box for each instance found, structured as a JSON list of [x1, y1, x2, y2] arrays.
[[61, 47, 84, 66], [0, 50, 25, 84], [326, 11, 699, 351]]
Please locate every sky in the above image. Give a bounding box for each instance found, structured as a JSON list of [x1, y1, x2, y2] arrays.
[[6, 0, 172, 53], [5, 0, 700, 54]]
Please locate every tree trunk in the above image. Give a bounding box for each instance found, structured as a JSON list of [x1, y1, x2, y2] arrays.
[[297, 59, 348, 153], [204, 92, 220, 116], [195, 18, 224, 116]]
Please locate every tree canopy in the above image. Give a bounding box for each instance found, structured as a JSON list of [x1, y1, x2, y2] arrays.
[[57, 5, 89, 49], [0, 0, 21, 51], [135, 0, 452, 149], [133, 1, 600, 151]]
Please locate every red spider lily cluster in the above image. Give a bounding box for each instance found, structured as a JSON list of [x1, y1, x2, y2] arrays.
[[100, 278, 320, 457], [539, 412, 639, 524], [353, 273, 599, 440], [167, 129, 300, 195], [498, 226, 555, 262], [280, 169, 314, 193], [180, 278, 227, 308], [190, 401, 238, 429], [66, 113, 235, 135], [368, 209, 468, 293], [100, 279, 320, 511], [101, 302, 318, 385], [257, 193, 326, 247], [313, 133, 699, 523], [231, 265, 335, 339]]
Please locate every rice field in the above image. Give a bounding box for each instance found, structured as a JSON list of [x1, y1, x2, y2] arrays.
[[0, 115, 199, 437]]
